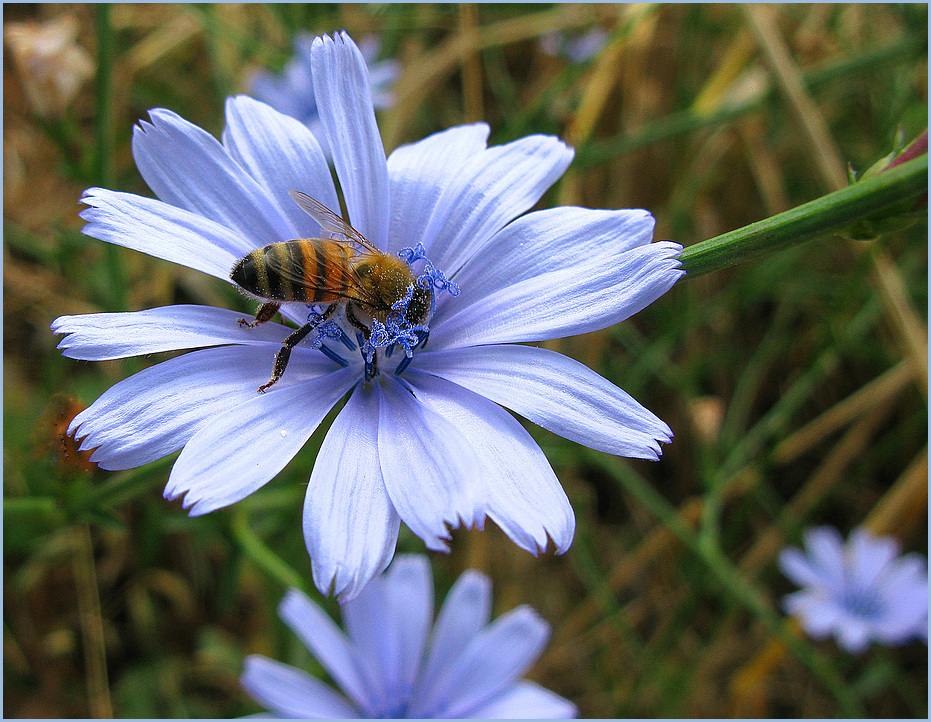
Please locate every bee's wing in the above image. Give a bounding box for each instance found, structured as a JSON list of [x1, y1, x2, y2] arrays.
[[263, 241, 382, 308], [289, 190, 380, 254]]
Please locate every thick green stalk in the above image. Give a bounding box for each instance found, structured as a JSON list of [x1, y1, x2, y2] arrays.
[[679, 155, 927, 278]]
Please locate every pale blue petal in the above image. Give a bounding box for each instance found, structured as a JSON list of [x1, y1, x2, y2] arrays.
[[421, 135, 574, 276], [405, 371, 574, 555], [803, 527, 846, 590], [783, 591, 841, 637], [67, 346, 321, 470], [221, 95, 339, 238], [414, 570, 491, 702], [778, 547, 824, 589], [874, 555, 928, 641], [440, 205, 654, 321], [311, 32, 389, 249], [164, 367, 356, 515], [303, 383, 401, 601], [132, 108, 288, 241], [250, 70, 310, 120], [410, 606, 550, 718], [473, 680, 578, 719], [847, 528, 899, 589], [52, 305, 292, 360], [835, 616, 872, 653], [341, 555, 434, 716], [357, 36, 399, 109], [433, 241, 683, 349], [375, 376, 486, 551], [414, 344, 671, 460], [78, 188, 250, 280], [277, 588, 376, 713], [240, 655, 358, 718], [385, 124, 490, 256], [249, 34, 316, 123]]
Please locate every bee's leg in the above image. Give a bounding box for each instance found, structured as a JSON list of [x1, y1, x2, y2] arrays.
[[345, 304, 378, 379], [344, 303, 369, 337], [239, 301, 280, 328], [257, 323, 313, 393], [257, 303, 337, 393]]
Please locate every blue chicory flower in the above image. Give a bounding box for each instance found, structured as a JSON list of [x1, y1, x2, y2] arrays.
[[779, 526, 928, 653], [250, 32, 398, 159], [51, 31, 684, 599], [240, 554, 578, 718]]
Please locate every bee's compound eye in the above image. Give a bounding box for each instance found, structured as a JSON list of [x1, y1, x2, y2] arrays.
[[406, 286, 432, 324]]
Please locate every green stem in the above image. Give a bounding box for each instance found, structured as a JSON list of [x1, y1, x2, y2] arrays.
[[94, 4, 126, 311], [65, 457, 173, 518], [188, 4, 235, 108], [4, 497, 65, 523], [231, 509, 310, 594], [94, 3, 114, 189], [679, 155, 927, 278]]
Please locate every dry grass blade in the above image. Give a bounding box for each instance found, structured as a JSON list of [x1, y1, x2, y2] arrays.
[[744, 3, 928, 407], [864, 447, 928, 538], [869, 251, 929, 399], [743, 3, 848, 192], [772, 360, 915, 464], [383, 4, 601, 146], [125, 11, 201, 75], [71, 525, 112, 718], [539, 471, 759, 675], [457, 4, 484, 122], [741, 403, 895, 577]]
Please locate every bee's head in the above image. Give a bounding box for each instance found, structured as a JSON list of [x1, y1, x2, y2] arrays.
[[405, 285, 432, 325]]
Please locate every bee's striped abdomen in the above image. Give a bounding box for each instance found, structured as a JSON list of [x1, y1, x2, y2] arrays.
[[296, 239, 353, 303], [231, 247, 273, 299], [231, 240, 354, 304]]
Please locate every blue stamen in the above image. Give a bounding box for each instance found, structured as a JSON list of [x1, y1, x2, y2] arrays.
[[391, 283, 416, 311], [308, 248, 456, 378], [399, 243, 460, 296], [397, 243, 426, 264], [317, 343, 349, 367], [336, 326, 356, 351]]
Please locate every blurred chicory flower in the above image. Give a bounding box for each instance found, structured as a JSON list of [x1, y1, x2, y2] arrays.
[[539, 27, 609, 64], [250, 32, 398, 159], [779, 526, 928, 653], [52, 31, 683, 599], [241, 554, 578, 718]]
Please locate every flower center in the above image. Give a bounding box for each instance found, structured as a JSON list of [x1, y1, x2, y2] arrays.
[[840, 582, 883, 620], [305, 243, 458, 379]]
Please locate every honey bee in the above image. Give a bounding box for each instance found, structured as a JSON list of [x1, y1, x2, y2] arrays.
[[231, 190, 432, 392]]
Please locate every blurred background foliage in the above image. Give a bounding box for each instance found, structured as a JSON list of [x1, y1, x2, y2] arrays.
[[3, 3, 927, 718]]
